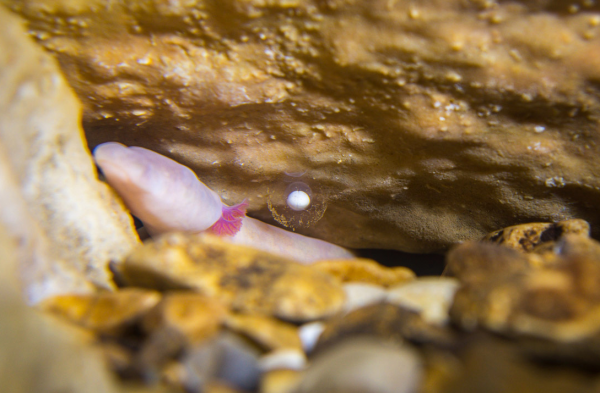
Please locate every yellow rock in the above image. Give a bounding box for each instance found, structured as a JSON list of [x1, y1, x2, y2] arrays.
[[449, 235, 600, 342], [40, 288, 161, 335], [225, 313, 302, 352], [483, 219, 590, 252], [312, 258, 415, 288], [117, 233, 345, 322], [260, 369, 301, 393], [143, 292, 227, 345]]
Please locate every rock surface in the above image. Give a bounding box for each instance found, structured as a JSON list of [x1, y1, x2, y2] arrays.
[[0, 4, 139, 302], [5, 0, 600, 252], [483, 219, 591, 252], [41, 288, 161, 335], [448, 233, 600, 343], [313, 258, 415, 287], [387, 277, 460, 326], [294, 338, 423, 393], [117, 233, 346, 322], [0, 186, 120, 393]]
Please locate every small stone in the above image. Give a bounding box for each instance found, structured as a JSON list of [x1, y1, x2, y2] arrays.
[[443, 337, 596, 393], [298, 322, 325, 354], [182, 333, 262, 392], [136, 293, 227, 375], [117, 233, 345, 322], [258, 349, 306, 371], [483, 219, 590, 252], [387, 277, 460, 326], [142, 292, 227, 344], [294, 338, 423, 393], [312, 258, 415, 287], [342, 283, 387, 313], [445, 241, 531, 283], [224, 313, 302, 352], [40, 288, 161, 335], [315, 304, 456, 353], [260, 369, 301, 393], [449, 236, 600, 342]]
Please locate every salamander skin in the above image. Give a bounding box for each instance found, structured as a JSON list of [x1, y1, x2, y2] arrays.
[[94, 142, 355, 263]]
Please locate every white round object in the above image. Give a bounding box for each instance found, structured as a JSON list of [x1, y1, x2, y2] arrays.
[[287, 190, 311, 211]]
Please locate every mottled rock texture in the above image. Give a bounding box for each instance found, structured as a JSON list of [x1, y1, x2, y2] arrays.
[[5, 0, 600, 252], [118, 233, 346, 321], [0, 188, 119, 393], [0, 5, 139, 302]]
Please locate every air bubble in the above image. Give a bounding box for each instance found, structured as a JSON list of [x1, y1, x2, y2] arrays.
[[267, 175, 327, 231]]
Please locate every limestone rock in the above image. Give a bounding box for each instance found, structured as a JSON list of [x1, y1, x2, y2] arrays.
[[298, 322, 325, 354], [443, 337, 599, 393], [449, 236, 600, 342], [294, 338, 423, 393], [387, 277, 460, 326], [260, 369, 301, 393], [182, 333, 262, 392], [0, 188, 119, 393], [142, 292, 227, 345], [224, 313, 303, 352], [258, 349, 306, 372], [312, 259, 415, 287], [5, 1, 600, 252], [137, 292, 228, 376], [117, 233, 345, 322], [342, 283, 388, 313], [41, 288, 161, 335], [483, 219, 591, 252], [315, 303, 455, 354], [0, 4, 139, 302]]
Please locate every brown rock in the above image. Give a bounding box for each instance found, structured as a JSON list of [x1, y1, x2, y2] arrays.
[[117, 233, 345, 322], [449, 236, 600, 342], [225, 313, 302, 352], [41, 288, 161, 335], [483, 219, 590, 252], [0, 4, 139, 302], [443, 337, 598, 393], [142, 292, 227, 344], [312, 258, 415, 287], [136, 292, 228, 375], [260, 369, 301, 393], [294, 338, 423, 393], [7, 1, 600, 252], [315, 303, 455, 354]]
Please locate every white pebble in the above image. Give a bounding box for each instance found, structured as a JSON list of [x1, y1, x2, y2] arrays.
[[259, 349, 306, 372], [298, 322, 325, 354], [287, 190, 310, 211], [387, 277, 460, 326], [343, 283, 388, 313]]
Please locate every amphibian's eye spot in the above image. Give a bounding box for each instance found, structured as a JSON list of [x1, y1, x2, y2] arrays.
[[267, 177, 326, 231]]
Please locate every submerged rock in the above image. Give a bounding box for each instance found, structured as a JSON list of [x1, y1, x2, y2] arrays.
[[294, 338, 423, 393], [483, 219, 591, 252], [0, 186, 119, 393], [0, 4, 139, 302], [41, 288, 161, 335], [116, 233, 345, 322], [448, 234, 600, 343], [387, 277, 460, 326], [312, 258, 415, 287], [6, 0, 600, 252]]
